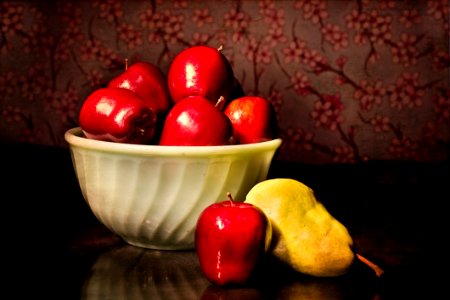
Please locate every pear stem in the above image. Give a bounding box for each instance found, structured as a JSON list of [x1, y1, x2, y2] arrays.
[[356, 253, 384, 277]]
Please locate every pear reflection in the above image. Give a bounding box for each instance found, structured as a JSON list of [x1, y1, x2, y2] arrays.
[[81, 245, 209, 300], [275, 280, 352, 300], [277, 279, 382, 300], [269, 264, 380, 300], [199, 260, 380, 300], [200, 278, 377, 300]]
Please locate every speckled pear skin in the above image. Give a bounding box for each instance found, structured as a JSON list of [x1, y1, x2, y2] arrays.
[[245, 178, 355, 277]]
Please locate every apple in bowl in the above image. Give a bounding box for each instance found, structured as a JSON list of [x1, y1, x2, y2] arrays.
[[78, 87, 158, 144], [167, 45, 235, 107], [159, 95, 233, 146], [108, 60, 172, 117], [224, 95, 278, 144]]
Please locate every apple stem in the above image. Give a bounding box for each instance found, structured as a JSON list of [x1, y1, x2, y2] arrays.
[[356, 253, 384, 277], [125, 58, 129, 70], [217, 45, 223, 52], [226, 192, 234, 206], [215, 96, 226, 110]]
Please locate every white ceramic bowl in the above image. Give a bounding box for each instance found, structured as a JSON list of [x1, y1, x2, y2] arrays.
[[65, 127, 282, 250]]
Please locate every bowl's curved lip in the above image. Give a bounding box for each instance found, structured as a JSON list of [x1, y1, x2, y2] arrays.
[[65, 127, 282, 156]]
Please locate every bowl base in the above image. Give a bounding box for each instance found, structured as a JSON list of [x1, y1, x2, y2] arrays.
[[123, 238, 195, 251]]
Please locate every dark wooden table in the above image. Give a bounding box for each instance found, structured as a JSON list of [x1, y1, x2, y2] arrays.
[[2, 143, 448, 299]]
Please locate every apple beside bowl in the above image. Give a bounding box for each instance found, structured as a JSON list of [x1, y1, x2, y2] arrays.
[[65, 127, 281, 250]]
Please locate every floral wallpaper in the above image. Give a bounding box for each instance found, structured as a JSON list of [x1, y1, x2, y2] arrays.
[[1, 0, 449, 164]]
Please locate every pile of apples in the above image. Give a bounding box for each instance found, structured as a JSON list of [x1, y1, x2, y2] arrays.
[[78, 45, 278, 146], [78, 45, 281, 288]]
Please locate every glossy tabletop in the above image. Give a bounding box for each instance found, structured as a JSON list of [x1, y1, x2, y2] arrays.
[[2, 143, 448, 299]]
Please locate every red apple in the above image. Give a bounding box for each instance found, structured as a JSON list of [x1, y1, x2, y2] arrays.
[[79, 87, 157, 144], [224, 96, 278, 144], [108, 60, 171, 116], [159, 95, 232, 146], [167, 45, 235, 105], [195, 193, 272, 287]]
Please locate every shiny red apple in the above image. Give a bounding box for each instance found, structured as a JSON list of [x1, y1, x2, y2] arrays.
[[167, 45, 235, 106], [195, 193, 271, 287], [224, 96, 278, 144], [79, 87, 158, 144], [108, 60, 171, 116], [159, 95, 232, 146]]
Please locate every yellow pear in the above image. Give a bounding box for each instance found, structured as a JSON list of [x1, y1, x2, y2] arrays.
[[245, 178, 356, 277]]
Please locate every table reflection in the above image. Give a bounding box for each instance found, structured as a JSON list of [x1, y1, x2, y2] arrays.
[[80, 244, 381, 300]]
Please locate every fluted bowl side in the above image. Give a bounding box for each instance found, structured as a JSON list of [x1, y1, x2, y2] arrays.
[[65, 127, 282, 250]]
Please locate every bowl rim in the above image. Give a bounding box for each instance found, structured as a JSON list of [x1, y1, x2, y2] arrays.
[[64, 127, 282, 156]]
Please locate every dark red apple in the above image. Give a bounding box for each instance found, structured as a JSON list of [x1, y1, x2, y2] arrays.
[[229, 77, 245, 101], [159, 95, 232, 146], [195, 193, 272, 287], [167, 45, 235, 105], [108, 60, 171, 116], [224, 96, 278, 144], [79, 87, 157, 144]]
